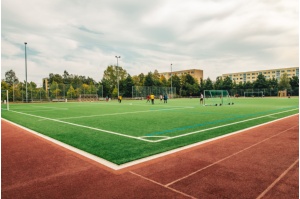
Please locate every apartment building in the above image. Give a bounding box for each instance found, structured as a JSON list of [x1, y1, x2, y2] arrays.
[[222, 67, 299, 84], [159, 69, 203, 83]]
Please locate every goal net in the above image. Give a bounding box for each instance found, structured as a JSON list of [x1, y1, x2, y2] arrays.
[[1, 90, 9, 110], [244, 91, 264, 97], [203, 90, 233, 106], [78, 94, 99, 102]]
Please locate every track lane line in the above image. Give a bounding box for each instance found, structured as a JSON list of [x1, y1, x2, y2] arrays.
[[165, 125, 298, 187], [256, 158, 299, 199], [130, 171, 197, 199]]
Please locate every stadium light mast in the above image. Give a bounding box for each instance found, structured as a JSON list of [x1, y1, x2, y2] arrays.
[[115, 56, 121, 97], [24, 42, 28, 103], [170, 63, 172, 98]]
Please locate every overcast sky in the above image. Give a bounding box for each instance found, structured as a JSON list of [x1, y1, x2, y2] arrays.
[[1, 0, 298, 85]]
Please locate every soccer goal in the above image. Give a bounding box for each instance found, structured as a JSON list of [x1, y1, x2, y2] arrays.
[[1, 90, 9, 111], [78, 94, 99, 102], [244, 91, 264, 98], [203, 90, 233, 106]]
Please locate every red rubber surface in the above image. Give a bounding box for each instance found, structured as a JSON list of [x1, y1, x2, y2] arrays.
[[2, 115, 298, 198]]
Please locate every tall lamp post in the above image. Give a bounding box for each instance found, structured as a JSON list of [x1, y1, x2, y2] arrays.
[[170, 63, 172, 98], [115, 56, 121, 97], [24, 42, 28, 103]]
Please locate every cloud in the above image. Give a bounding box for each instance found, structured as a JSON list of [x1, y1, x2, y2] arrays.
[[1, 0, 298, 84]]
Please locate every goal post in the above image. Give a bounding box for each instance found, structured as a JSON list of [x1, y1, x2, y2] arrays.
[[244, 91, 264, 97], [1, 90, 9, 111], [203, 90, 233, 106]]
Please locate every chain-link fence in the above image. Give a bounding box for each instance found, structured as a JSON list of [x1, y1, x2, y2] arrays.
[[132, 86, 177, 99]]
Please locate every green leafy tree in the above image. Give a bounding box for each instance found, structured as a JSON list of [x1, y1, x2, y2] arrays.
[[67, 85, 76, 98], [121, 74, 134, 97], [169, 74, 181, 95], [214, 77, 223, 90], [49, 73, 63, 84], [160, 75, 168, 87], [253, 74, 268, 89], [243, 81, 253, 89], [50, 81, 61, 98], [204, 77, 213, 90], [144, 72, 155, 86], [5, 69, 19, 86], [289, 76, 299, 95], [222, 76, 233, 90], [278, 73, 291, 91]]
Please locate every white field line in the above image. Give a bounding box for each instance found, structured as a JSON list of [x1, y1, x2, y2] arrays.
[[2, 114, 298, 170], [23, 109, 69, 113], [54, 106, 194, 120], [149, 108, 299, 142], [9, 110, 154, 143]]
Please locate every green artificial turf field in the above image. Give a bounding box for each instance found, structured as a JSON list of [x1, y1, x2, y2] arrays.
[[1, 97, 299, 165]]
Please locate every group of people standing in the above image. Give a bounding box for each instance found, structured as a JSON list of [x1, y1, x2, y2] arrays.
[[146, 94, 168, 104]]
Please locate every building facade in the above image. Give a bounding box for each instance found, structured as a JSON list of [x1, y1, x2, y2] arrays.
[[159, 69, 203, 83], [221, 67, 299, 84]]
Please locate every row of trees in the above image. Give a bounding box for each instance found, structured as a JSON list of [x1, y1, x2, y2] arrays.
[[1, 66, 299, 101]]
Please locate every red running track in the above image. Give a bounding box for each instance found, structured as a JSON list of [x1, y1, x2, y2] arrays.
[[1, 115, 299, 199]]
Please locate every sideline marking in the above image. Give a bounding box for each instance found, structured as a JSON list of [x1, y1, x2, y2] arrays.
[[2, 114, 298, 170], [165, 124, 298, 187], [256, 158, 299, 199], [8, 110, 153, 143]]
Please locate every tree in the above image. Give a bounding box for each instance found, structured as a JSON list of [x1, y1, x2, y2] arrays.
[[102, 65, 128, 95], [49, 73, 63, 84], [169, 75, 181, 95], [132, 73, 145, 86], [5, 69, 19, 86], [121, 74, 134, 97], [153, 70, 161, 86], [278, 73, 291, 91], [222, 76, 233, 90], [214, 77, 223, 90], [144, 72, 155, 86], [50, 81, 61, 98], [204, 77, 213, 90], [181, 74, 199, 96], [289, 76, 299, 95], [67, 85, 76, 99], [243, 81, 253, 89], [160, 75, 167, 87], [253, 74, 268, 89]]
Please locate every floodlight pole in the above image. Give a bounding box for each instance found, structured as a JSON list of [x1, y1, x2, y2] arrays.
[[24, 42, 28, 103], [170, 63, 173, 98], [115, 56, 121, 97]]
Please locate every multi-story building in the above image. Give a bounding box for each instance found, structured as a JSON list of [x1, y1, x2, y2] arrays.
[[159, 69, 203, 83], [221, 67, 299, 84]]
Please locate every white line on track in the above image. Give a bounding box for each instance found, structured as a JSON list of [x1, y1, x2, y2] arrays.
[[165, 125, 298, 187], [256, 158, 299, 199]]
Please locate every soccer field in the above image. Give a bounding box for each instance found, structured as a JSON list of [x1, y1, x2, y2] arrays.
[[1, 97, 299, 165]]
